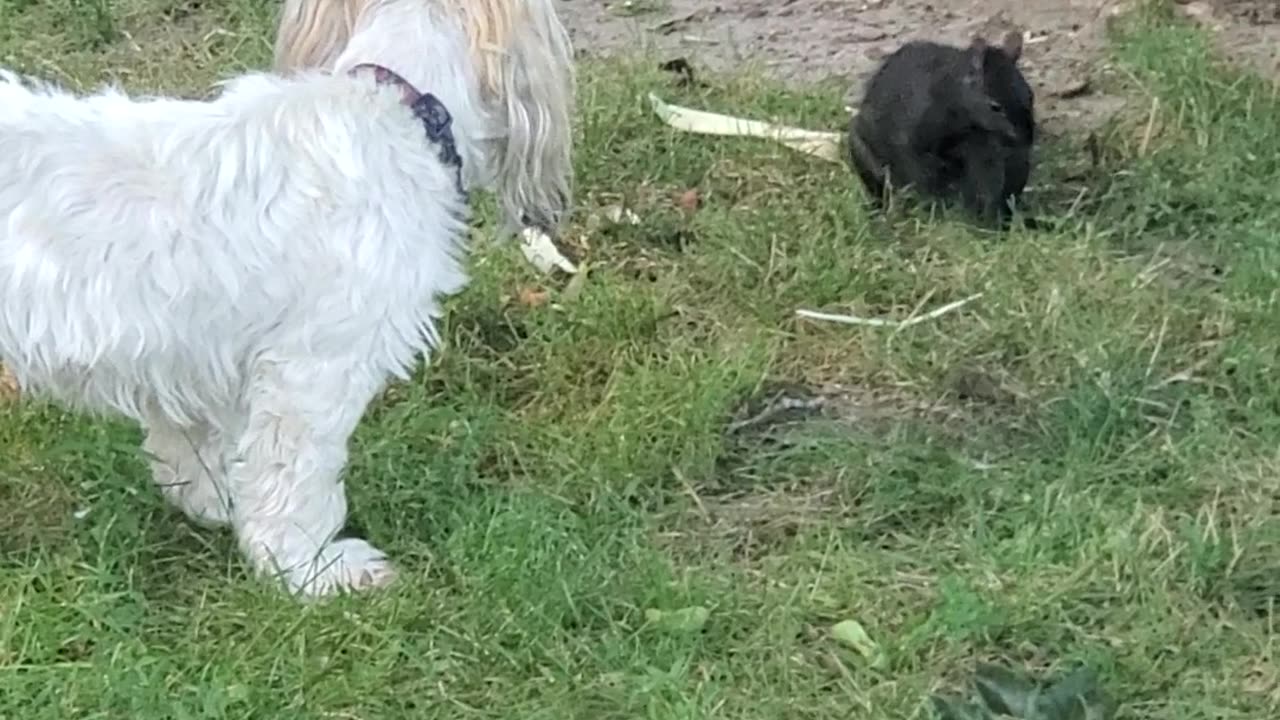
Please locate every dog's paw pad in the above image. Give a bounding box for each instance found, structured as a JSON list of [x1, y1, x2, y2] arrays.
[[166, 484, 232, 527], [290, 538, 398, 598], [353, 559, 397, 590]]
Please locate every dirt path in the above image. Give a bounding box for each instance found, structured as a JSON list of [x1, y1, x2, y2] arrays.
[[561, 0, 1280, 131]]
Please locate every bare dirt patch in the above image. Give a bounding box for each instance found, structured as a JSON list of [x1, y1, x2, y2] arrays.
[[667, 376, 1029, 562], [1180, 0, 1280, 80], [563, 0, 1279, 132]]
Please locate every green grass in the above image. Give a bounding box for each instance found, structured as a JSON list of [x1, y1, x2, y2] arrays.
[[2, 0, 1280, 717]]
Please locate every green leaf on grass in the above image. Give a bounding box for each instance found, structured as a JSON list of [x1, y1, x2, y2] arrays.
[[831, 619, 887, 667], [560, 262, 590, 303], [643, 605, 709, 633]]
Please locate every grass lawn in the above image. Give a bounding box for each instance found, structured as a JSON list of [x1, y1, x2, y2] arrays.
[[2, 0, 1280, 717]]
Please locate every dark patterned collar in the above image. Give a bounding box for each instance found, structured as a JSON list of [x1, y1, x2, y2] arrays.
[[349, 63, 465, 195]]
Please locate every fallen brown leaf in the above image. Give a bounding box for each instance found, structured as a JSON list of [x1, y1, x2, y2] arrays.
[[675, 188, 700, 214], [1053, 78, 1092, 99], [0, 363, 18, 401], [516, 286, 550, 307]]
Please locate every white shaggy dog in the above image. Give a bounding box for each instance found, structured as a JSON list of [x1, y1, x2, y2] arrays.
[[0, 64, 470, 597], [273, 0, 575, 236]]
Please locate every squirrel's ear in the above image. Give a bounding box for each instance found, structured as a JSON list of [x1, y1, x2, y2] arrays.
[[1000, 30, 1024, 62], [967, 36, 989, 74]]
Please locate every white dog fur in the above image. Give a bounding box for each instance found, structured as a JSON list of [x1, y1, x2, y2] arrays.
[[0, 66, 470, 597], [273, 0, 575, 235]]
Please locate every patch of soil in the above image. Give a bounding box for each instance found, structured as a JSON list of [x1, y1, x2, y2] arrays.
[[718, 377, 1028, 464], [1210, 0, 1280, 25], [563, 0, 1280, 133], [1181, 1, 1280, 80], [656, 483, 853, 562], [662, 374, 1037, 561], [0, 476, 78, 555], [563, 0, 1129, 131]]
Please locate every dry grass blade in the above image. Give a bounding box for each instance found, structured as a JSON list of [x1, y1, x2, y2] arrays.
[[648, 92, 845, 162], [795, 293, 984, 329]]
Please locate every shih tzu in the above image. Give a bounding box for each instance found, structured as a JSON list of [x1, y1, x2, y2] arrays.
[[0, 63, 470, 597]]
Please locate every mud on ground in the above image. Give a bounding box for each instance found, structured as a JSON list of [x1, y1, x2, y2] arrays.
[[561, 0, 1280, 131]]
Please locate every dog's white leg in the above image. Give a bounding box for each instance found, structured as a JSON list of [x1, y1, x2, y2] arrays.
[[226, 359, 392, 598], [143, 415, 232, 527]]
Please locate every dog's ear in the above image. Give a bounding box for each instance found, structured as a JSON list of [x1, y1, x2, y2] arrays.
[[274, 0, 362, 72], [481, 0, 575, 235]]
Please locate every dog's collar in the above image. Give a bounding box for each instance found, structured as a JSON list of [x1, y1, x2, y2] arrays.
[[348, 63, 466, 196], [349, 62, 423, 105]]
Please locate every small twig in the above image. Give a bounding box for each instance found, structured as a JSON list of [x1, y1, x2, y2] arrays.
[[201, 28, 236, 44], [725, 245, 763, 273], [763, 233, 780, 285], [796, 293, 984, 329], [1065, 185, 1089, 217], [672, 466, 711, 524], [1139, 95, 1160, 156], [118, 29, 144, 53], [650, 11, 702, 34], [893, 287, 938, 337], [1135, 256, 1172, 289], [1150, 356, 1214, 390], [1145, 315, 1169, 382], [726, 393, 826, 435]]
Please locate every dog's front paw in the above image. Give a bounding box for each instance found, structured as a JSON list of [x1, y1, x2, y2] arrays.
[[162, 478, 232, 527], [287, 538, 398, 598]]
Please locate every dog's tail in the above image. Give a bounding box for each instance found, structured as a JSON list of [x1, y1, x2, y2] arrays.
[[463, 0, 574, 235]]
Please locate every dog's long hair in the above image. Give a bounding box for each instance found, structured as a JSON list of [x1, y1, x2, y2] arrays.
[[0, 65, 471, 597], [273, 0, 573, 233]]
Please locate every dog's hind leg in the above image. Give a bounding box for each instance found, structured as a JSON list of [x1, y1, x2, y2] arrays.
[[143, 414, 232, 527], [226, 357, 393, 598]]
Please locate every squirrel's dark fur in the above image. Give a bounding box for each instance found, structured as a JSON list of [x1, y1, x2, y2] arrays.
[[846, 32, 1036, 226]]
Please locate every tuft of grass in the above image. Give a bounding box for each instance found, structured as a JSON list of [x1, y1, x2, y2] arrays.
[[2, 1, 1279, 717]]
